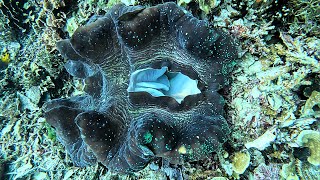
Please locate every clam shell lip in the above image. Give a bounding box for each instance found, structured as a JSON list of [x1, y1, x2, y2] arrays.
[[127, 66, 202, 104], [45, 2, 237, 173]]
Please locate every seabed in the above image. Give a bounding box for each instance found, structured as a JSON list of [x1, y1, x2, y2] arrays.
[[0, 0, 319, 179]]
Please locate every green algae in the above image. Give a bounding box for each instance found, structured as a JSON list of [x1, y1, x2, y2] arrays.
[[44, 123, 57, 142]]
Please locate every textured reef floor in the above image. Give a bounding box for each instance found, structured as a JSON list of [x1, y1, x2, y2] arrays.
[[0, 0, 319, 179]]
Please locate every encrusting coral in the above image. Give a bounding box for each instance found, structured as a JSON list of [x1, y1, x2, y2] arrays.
[[231, 151, 250, 175], [296, 130, 320, 166], [43, 2, 237, 173]]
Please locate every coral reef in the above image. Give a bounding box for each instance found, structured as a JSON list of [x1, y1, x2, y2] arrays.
[[44, 2, 237, 172], [0, 0, 319, 179]]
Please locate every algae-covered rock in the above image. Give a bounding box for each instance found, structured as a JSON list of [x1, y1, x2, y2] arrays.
[[232, 151, 250, 175], [296, 130, 320, 166], [280, 162, 299, 180], [178, 0, 221, 14], [65, 17, 79, 37], [197, 0, 221, 14], [301, 91, 320, 118]]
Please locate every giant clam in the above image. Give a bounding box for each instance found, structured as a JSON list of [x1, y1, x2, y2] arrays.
[[44, 2, 237, 172]]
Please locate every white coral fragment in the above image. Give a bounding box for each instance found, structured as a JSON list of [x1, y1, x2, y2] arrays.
[[245, 128, 276, 150]]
